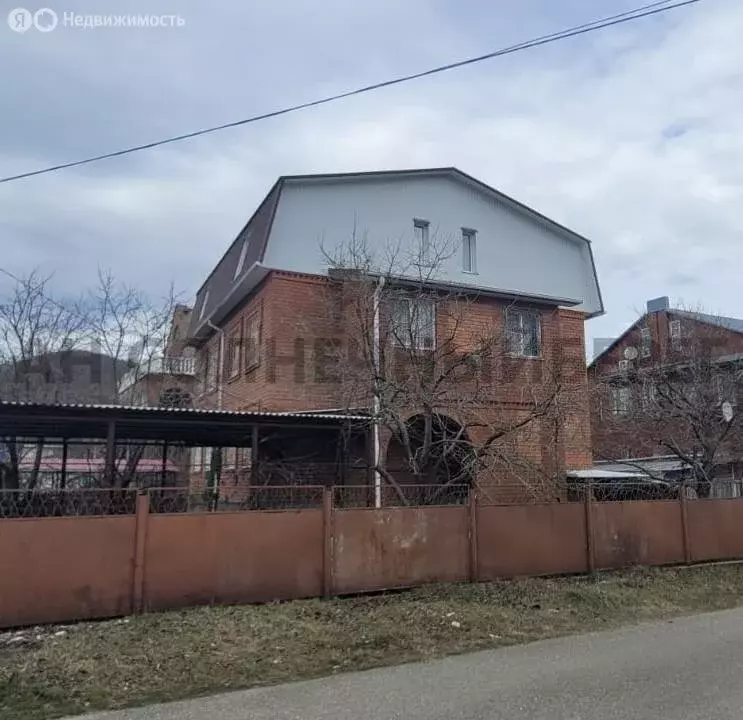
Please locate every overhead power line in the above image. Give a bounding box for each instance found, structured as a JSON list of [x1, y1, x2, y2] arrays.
[[0, 0, 701, 185]]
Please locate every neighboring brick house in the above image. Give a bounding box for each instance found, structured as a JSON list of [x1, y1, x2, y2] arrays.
[[184, 168, 604, 500], [0, 349, 131, 488], [118, 305, 197, 409], [590, 296, 743, 495]]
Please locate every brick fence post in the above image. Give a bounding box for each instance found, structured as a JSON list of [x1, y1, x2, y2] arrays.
[[132, 491, 150, 614]]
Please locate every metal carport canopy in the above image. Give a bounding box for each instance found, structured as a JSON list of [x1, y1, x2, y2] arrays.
[[0, 401, 369, 446]]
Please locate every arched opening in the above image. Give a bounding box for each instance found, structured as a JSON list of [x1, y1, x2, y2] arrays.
[[384, 413, 474, 504]]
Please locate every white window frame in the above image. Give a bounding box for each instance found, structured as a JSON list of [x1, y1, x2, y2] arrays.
[[641, 380, 656, 412], [713, 373, 737, 407], [640, 327, 652, 358], [611, 386, 631, 416], [391, 297, 436, 350], [669, 319, 681, 350], [244, 309, 262, 371], [204, 347, 219, 391], [233, 239, 249, 280], [226, 323, 242, 378], [191, 447, 204, 473], [462, 228, 477, 273], [414, 219, 430, 264], [223, 447, 237, 470], [505, 309, 541, 358]]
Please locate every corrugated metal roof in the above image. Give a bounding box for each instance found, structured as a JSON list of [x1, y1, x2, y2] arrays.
[[567, 468, 648, 480], [595, 457, 688, 475], [674, 310, 743, 335], [0, 400, 369, 422]]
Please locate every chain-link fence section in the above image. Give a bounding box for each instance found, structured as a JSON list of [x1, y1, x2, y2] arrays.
[[147, 485, 326, 513], [0, 489, 138, 518], [334, 484, 470, 508], [3, 478, 743, 517]]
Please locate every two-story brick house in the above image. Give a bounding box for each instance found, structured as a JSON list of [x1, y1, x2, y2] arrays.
[[590, 296, 743, 495], [185, 168, 604, 500]]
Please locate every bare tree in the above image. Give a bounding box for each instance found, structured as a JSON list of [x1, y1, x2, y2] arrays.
[[0, 270, 87, 488], [85, 268, 177, 393], [593, 308, 743, 496], [318, 230, 573, 504], [0, 268, 179, 490], [85, 269, 178, 487]]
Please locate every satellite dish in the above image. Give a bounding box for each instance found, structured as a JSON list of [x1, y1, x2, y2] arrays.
[[722, 401, 734, 423], [624, 346, 639, 360]]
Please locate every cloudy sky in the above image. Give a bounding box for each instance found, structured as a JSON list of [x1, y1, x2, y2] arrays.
[[1, 0, 741, 353]]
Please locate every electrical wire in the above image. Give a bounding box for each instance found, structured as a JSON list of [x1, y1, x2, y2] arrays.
[[0, 0, 701, 184]]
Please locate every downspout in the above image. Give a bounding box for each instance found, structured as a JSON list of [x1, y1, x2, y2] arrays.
[[206, 320, 225, 411], [372, 276, 385, 508], [206, 319, 225, 506]]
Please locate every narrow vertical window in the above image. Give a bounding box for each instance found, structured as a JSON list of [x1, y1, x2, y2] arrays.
[[233, 239, 249, 279], [198, 289, 210, 320], [414, 219, 430, 263], [640, 327, 651, 357], [462, 228, 477, 273]]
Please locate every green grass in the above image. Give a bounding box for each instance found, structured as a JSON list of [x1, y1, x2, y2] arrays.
[[4, 564, 743, 719]]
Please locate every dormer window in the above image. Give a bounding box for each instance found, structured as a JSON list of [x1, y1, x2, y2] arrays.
[[199, 289, 210, 321], [233, 237, 249, 280]]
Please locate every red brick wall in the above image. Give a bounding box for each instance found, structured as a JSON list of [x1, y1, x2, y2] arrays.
[[590, 311, 743, 461], [191, 272, 592, 493]]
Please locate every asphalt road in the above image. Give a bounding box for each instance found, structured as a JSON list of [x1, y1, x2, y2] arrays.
[[75, 607, 743, 720]]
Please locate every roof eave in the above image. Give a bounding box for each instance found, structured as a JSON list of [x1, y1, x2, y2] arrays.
[[189, 263, 271, 341]]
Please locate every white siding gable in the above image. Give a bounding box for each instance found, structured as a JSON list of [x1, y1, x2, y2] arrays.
[[262, 173, 602, 315]]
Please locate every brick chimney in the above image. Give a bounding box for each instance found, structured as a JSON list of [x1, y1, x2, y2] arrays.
[[646, 296, 670, 314]]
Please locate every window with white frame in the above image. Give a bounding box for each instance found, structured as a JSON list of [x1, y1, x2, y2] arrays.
[[191, 447, 204, 473], [641, 380, 656, 412], [713, 372, 737, 406], [413, 219, 430, 264], [226, 323, 242, 378], [669, 319, 682, 350], [233, 238, 249, 280], [640, 327, 652, 357], [611, 386, 631, 416], [391, 297, 436, 350], [244, 309, 261, 371], [203, 346, 218, 391], [505, 309, 541, 358], [462, 228, 477, 273], [223, 447, 237, 470]]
